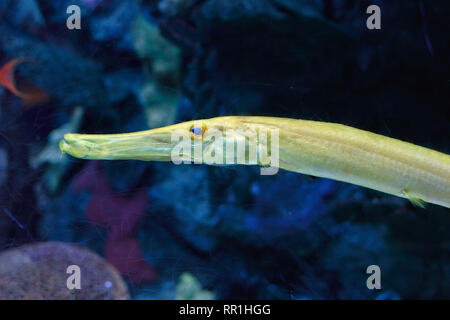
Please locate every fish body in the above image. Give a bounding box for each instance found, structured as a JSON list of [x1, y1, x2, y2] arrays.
[[60, 116, 450, 208]]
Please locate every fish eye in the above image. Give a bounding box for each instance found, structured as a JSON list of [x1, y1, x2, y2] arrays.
[[190, 126, 203, 135], [189, 124, 206, 139]]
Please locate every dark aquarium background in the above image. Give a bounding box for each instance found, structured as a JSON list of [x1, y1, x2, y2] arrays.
[[0, 0, 449, 299]]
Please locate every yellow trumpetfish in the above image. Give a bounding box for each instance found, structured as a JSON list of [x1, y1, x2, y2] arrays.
[[60, 116, 450, 209]]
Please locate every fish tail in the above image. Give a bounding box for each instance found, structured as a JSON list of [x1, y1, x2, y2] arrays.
[[0, 57, 48, 106]]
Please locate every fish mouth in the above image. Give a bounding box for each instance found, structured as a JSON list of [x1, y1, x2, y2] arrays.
[[59, 130, 177, 161], [59, 134, 96, 159]]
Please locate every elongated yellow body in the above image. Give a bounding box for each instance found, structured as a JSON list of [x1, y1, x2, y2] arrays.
[[60, 116, 450, 208]]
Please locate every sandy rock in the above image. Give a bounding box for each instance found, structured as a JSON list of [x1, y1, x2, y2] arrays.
[[0, 242, 129, 300]]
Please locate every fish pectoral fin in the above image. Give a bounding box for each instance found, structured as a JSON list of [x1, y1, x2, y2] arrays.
[[258, 162, 272, 168], [402, 189, 426, 208]]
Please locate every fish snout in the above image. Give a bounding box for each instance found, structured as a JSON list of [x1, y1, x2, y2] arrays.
[[60, 133, 95, 159]]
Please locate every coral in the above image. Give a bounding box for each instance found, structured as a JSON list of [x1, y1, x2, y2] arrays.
[[149, 165, 218, 252], [90, 0, 139, 43], [130, 15, 181, 128], [72, 162, 157, 285], [0, 24, 108, 108], [0, 0, 45, 33], [131, 16, 181, 79], [32, 107, 84, 193], [0, 148, 6, 185], [0, 241, 129, 299], [176, 272, 215, 300]]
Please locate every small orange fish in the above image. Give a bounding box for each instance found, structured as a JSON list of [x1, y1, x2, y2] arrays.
[[0, 58, 48, 106]]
